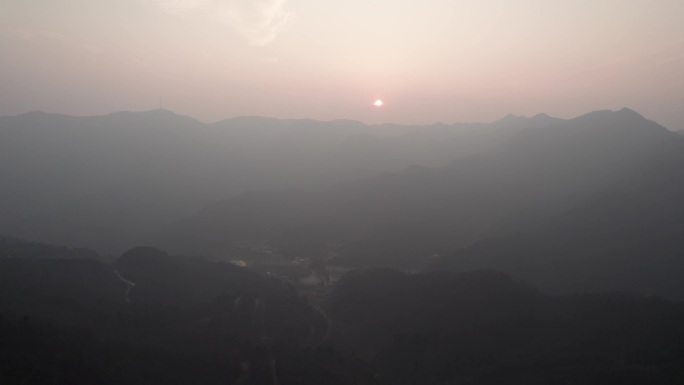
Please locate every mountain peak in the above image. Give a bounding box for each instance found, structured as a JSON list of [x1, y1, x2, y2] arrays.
[[106, 109, 178, 118], [104, 109, 204, 125], [495, 113, 525, 123], [15, 110, 69, 119], [492, 112, 562, 130], [575, 108, 646, 121], [616, 107, 645, 118]]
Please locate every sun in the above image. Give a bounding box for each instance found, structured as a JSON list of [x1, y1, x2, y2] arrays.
[[374, 99, 384, 108]]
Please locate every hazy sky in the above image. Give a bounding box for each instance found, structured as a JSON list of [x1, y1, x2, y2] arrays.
[[1, 0, 683, 127]]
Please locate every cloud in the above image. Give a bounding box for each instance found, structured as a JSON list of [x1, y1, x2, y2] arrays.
[[147, 0, 210, 16], [148, 0, 291, 46], [212, 0, 292, 46]]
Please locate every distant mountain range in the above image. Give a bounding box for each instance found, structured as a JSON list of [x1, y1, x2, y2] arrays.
[[4, 107, 684, 297], [0, 109, 525, 254], [149, 108, 684, 298]]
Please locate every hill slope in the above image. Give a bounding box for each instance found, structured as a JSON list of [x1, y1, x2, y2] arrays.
[[0, 110, 520, 253], [430, 144, 684, 298], [153, 109, 684, 281], [327, 269, 684, 385]]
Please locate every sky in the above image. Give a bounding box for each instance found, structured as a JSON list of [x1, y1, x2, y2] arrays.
[[1, 0, 683, 128]]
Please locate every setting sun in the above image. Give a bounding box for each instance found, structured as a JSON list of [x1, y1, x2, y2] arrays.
[[374, 99, 384, 107]]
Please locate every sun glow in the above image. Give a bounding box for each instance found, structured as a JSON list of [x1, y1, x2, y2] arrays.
[[374, 99, 384, 107]]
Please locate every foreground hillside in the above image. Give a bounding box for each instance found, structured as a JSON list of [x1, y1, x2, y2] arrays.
[[2, 243, 684, 385], [328, 269, 684, 385], [0, 244, 377, 384]]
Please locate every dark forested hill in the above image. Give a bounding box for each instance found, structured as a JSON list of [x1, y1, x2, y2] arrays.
[[0, 244, 327, 345], [327, 269, 684, 385], [0, 243, 378, 384], [0, 110, 524, 254]]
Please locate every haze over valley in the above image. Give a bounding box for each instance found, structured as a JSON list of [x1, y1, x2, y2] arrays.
[[3, 1, 684, 384]]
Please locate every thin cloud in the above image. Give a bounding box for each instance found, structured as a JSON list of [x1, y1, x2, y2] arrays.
[[148, 0, 292, 46], [146, 0, 210, 16]]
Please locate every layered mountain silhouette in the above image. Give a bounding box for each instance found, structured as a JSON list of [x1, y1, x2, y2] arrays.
[[4, 107, 684, 298], [0, 110, 525, 254], [431, 141, 684, 297], [150, 109, 684, 298], [3, 107, 684, 383]]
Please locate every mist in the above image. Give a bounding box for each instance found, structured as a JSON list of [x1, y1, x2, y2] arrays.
[[2, 1, 684, 384]]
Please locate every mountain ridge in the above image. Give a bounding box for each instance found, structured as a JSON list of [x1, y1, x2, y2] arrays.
[[5, 107, 651, 128], [3, 107, 572, 253], [149, 108, 684, 290]]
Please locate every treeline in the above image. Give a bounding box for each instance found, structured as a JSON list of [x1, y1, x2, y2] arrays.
[[329, 269, 684, 385], [0, 246, 380, 385]]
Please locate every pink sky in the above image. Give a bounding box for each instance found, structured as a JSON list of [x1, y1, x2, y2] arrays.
[[1, 0, 683, 128]]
